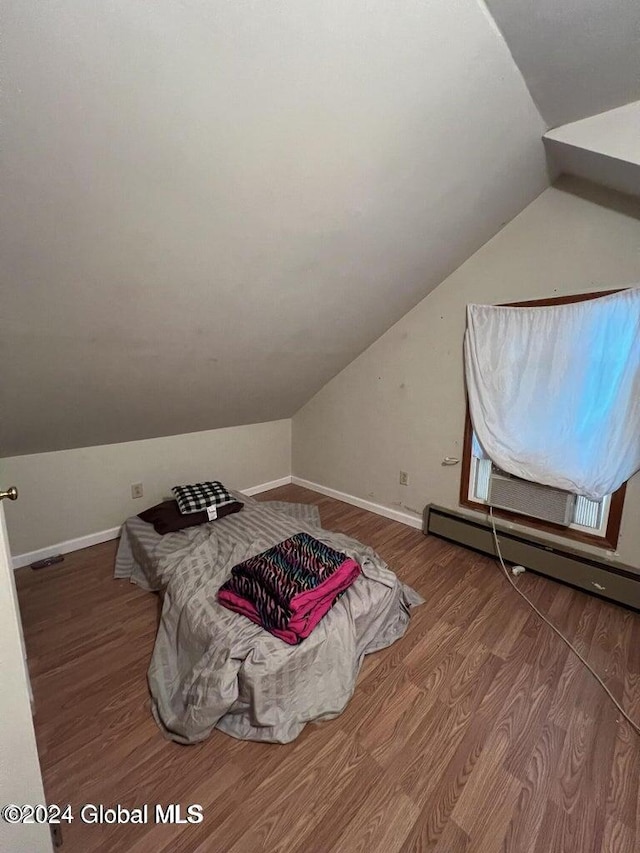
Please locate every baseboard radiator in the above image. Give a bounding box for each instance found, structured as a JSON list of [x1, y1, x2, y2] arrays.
[[423, 504, 640, 611]]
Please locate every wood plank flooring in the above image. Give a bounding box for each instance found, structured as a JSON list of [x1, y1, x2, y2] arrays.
[[14, 484, 640, 852]]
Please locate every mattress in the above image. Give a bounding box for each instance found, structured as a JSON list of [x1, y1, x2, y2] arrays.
[[114, 491, 422, 744]]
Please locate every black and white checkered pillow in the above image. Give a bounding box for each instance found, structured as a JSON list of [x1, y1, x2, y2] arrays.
[[171, 481, 234, 515]]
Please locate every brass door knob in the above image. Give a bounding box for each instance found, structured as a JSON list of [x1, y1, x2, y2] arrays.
[[0, 486, 18, 501]]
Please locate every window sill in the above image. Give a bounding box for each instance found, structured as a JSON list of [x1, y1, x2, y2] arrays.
[[458, 493, 624, 551]]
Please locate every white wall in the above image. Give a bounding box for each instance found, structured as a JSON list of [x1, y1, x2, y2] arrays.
[[545, 101, 640, 163], [2, 420, 291, 557], [543, 101, 640, 199], [292, 178, 640, 569]]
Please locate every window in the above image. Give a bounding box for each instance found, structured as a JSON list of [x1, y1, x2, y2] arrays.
[[459, 289, 628, 550], [468, 432, 612, 535]]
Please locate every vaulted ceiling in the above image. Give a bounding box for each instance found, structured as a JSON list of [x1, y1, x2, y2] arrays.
[[484, 0, 640, 127], [2, 1, 551, 455]]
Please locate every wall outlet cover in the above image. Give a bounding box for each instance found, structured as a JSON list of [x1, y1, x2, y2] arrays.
[[131, 482, 144, 499], [399, 471, 409, 486]]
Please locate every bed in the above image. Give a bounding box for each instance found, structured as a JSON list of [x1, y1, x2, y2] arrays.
[[114, 491, 422, 744]]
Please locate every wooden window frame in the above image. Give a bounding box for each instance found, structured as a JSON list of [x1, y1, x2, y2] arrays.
[[459, 288, 627, 550]]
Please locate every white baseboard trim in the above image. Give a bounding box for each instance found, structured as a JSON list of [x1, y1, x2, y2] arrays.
[[12, 474, 420, 569], [242, 476, 292, 496], [291, 477, 423, 530], [12, 526, 122, 570], [12, 475, 295, 569]]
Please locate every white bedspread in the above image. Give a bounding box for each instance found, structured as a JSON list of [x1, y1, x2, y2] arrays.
[[114, 493, 422, 743]]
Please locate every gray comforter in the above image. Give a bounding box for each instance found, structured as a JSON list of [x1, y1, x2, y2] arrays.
[[114, 493, 422, 744]]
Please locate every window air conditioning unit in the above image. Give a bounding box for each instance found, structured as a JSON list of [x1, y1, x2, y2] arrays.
[[488, 469, 575, 526]]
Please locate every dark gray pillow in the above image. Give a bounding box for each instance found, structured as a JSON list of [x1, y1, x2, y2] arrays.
[[139, 499, 243, 535]]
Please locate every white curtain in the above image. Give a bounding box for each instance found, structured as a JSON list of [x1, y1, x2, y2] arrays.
[[464, 288, 640, 501]]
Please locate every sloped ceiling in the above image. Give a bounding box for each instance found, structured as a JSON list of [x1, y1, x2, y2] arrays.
[[484, 0, 640, 128], [543, 101, 640, 198], [1, 0, 547, 456]]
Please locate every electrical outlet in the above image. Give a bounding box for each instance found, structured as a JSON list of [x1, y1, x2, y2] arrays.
[[131, 482, 144, 499], [399, 471, 409, 486]]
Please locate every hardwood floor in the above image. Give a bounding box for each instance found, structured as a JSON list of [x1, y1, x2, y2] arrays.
[[15, 484, 640, 852]]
